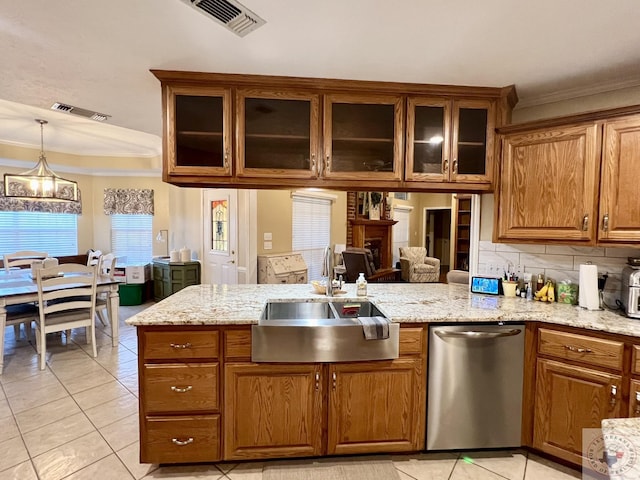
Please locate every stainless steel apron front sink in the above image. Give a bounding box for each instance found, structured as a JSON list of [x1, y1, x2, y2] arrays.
[[251, 301, 399, 363]]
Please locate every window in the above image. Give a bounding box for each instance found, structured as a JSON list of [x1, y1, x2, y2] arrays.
[[110, 214, 153, 264], [292, 193, 332, 281], [0, 211, 78, 256]]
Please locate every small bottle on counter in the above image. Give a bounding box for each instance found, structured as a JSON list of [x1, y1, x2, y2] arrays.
[[536, 274, 544, 293], [356, 272, 367, 297], [526, 282, 533, 300]]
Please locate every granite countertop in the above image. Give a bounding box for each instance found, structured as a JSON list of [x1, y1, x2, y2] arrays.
[[600, 418, 640, 478], [125, 283, 640, 337]]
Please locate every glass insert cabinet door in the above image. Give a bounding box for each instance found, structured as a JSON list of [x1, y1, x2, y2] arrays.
[[323, 94, 403, 181], [166, 85, 232, 177], [211, 199, 229, 252], [406, 97, 494, 183], [236, 89, 320, 178]]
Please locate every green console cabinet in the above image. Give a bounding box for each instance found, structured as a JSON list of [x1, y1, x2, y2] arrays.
[[152, 259, 201, 301]]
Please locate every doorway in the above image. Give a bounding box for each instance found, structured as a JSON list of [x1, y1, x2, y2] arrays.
[[424, 208, 451, 278]]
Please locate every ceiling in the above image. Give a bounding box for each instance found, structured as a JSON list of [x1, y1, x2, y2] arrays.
[[1, 0, 640, 159]]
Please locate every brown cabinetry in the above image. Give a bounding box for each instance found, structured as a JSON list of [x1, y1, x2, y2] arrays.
[[323, 93, 404, 182], [327, 357, 424, 455], [531, 327, 625, 466], [406, 97, 495, 184], [496, 108, 640, 245], [152, 70, 515, 191], [236, 89, 320, 179], [163, 85, 232, 177], [138, 328, 221, 464]]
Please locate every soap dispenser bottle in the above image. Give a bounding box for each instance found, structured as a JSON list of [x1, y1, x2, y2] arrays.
[[356, 272, 367, 297]]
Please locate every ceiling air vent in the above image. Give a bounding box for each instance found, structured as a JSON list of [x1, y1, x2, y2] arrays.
[[180, 0, 266, 37], [50, 102, 111, 122]]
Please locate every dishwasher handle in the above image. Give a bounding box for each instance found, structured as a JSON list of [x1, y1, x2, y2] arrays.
[[434, 329, 521, 339]]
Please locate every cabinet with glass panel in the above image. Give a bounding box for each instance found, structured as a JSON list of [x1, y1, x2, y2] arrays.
[[236, 89, 321, 179], [405, 97, 495, 184], [164, 85, 232, 177], [322, 93, 404, 181]]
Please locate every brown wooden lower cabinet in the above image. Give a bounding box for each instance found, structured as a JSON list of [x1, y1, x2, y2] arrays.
[[533, 357, 622, 465], [223, 363, 324, 460], [143, 415, 221, 464], [629, 380, 640, 418], [328, 358, 424, 455]]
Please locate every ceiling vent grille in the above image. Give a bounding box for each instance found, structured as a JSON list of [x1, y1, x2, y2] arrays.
[[181, 0, 266, 37], [51, 103, 111, 122]]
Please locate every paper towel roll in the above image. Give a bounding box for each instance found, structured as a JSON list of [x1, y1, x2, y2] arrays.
[[579, 264, 600, 310]]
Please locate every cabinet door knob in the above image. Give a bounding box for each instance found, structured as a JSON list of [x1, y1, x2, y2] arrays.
[[224, 149, 229, 169], [610, 385, 617, 407], [582, 214, 589, 231], [310, 153, 316, 173], [332, 371, 337, 390], [315, 372, 320, 391], [602, 214, 609, 232], [452, 159, 458, 174], [635, 392, 640, 415], [171, 385, 193, 393], [325, 155, 331, 174], [172, 437, 194, 446], [443, 159, 449, 174]]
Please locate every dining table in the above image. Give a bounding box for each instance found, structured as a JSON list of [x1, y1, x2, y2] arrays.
[[0, 268, 121, 374]]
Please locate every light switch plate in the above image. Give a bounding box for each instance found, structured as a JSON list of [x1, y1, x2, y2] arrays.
[[264, 241, 273, 250], [263, 232, 272, 241]]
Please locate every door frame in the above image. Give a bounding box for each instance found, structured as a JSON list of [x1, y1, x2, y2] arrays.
[[422, 206, 452, 260]]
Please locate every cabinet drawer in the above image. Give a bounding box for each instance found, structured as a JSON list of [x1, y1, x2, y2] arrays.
[[143, 330, 219, 360], [225, 329, 252, 360], [143, 415, 220, 464], [538, 328, 623, 371], [143, 363, 219, 413], [399, 327, 424, 356]]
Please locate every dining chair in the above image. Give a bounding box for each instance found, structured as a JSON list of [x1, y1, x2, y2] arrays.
[[95, 253, 116, 326], [87, 250, 103, 270], [341, 247, 400, 283], [3, 250, 49, 272], [34, 263, 98, 370]]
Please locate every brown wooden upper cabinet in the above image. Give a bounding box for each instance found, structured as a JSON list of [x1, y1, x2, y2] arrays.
[[235, 89, 321, 179], [322, 93, 404, 181], [496, 110, 640, 245], [599, 116, 640, 243], [164, 85, 232, 177], [405, 97, 495, 184]]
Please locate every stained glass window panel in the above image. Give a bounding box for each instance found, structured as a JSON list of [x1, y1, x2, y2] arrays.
[[211, 199, 228, 252]]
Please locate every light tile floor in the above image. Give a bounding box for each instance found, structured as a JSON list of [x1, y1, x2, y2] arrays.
[[0, 303, 582, 480]]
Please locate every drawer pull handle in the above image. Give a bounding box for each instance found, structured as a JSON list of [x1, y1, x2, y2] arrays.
[[564, 345, 592, 354], [610, 385, 617, 407], [332, 372, 337, 390], [635, 392, 640, 415], [171, 385, 193, 393], [170, 342, 192, 349], [172, 437, 194, 446], [315, 372, 320, 391]]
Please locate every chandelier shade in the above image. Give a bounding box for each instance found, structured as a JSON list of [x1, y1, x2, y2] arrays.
[[3, 119, 79, 202]]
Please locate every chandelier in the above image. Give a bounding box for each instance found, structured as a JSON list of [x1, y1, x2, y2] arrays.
[[3, 119, 78, 202]]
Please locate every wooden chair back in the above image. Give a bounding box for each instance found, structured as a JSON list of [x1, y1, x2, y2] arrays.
[[3, 250, 49, 272]]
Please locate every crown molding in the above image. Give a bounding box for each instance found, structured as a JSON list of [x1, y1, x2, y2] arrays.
[[0, 158, 161, 178], [516, 77, 640, 109], [0, 138, 161, 158]]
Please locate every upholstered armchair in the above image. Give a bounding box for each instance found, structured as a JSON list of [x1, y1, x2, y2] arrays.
[[399, 247, 440, 283]]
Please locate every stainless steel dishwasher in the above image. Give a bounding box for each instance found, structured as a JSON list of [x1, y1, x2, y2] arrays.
[[427, 323, 525, 450]]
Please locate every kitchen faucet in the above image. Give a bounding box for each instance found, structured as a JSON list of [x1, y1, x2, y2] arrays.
[[321, 245, 333, 297]]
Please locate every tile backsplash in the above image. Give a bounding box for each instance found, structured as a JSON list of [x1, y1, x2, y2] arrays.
[[478, 242, 640, 305]]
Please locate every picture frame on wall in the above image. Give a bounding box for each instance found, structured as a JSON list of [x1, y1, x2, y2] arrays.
[[393, 192, 408, 201]]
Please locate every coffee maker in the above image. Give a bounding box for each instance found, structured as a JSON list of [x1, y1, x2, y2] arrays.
[[621, 265, 640, 319]]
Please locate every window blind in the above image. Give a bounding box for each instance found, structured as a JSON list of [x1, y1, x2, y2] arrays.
[[0, 211, 78, 256], [292, 195, 331, 281], [110, 214, 153, 264]]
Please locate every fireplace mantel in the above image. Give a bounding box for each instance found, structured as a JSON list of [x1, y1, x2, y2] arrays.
[[349, 218, 398, 270]]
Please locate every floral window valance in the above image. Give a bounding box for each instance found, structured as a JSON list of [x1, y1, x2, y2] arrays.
[[0, 183, 82, 214], [104, 188, 154, 215]]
